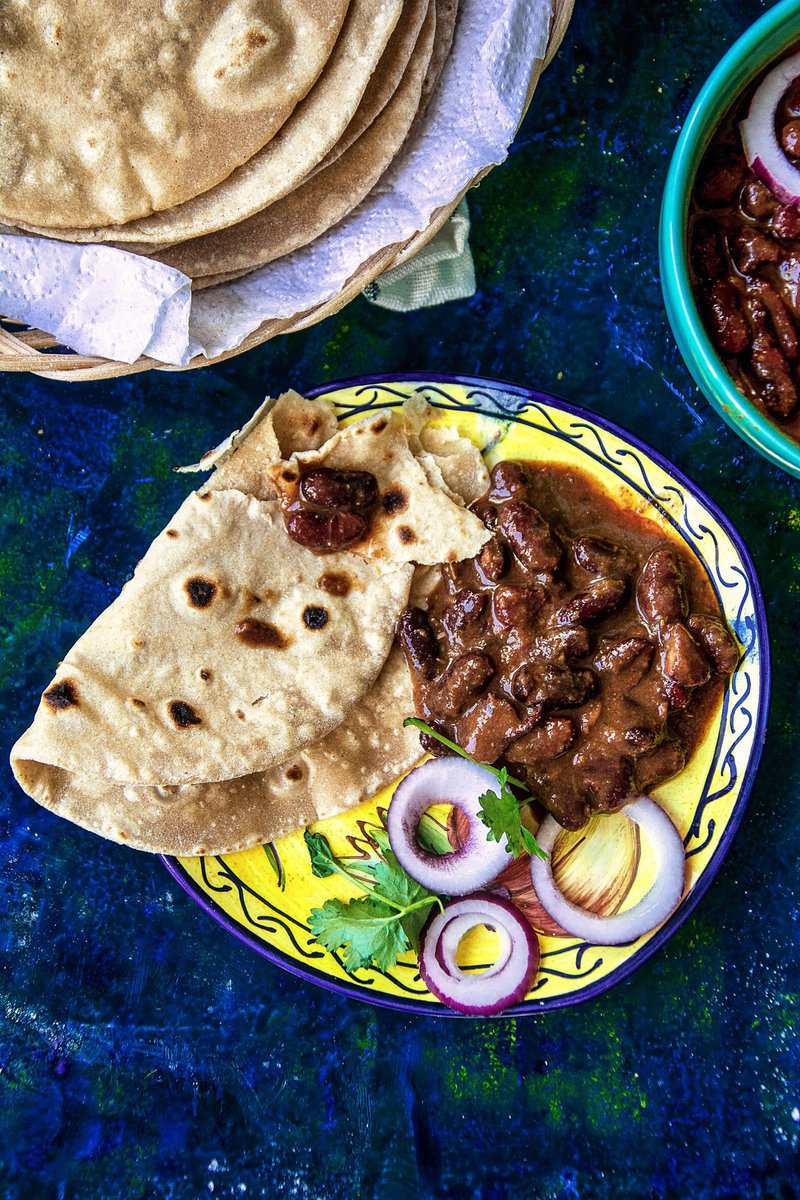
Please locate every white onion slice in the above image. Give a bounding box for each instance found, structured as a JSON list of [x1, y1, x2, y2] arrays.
[[419, 895, 539, 1014], [529, 796, 686, 946], [740, 51, 800, 204], [386, 758, 510, 894]]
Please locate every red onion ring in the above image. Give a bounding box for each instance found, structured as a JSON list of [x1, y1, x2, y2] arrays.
[[529, 796, 686, 946], [419, 895, 540, 1014], [740, 51, 800, 204], [386, 758, 510, 894]]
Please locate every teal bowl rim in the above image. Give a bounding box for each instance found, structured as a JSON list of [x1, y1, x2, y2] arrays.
[[660, 0, 800, 479]]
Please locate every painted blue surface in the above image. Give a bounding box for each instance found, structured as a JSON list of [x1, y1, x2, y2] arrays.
[[1, 1, 799, 1196]]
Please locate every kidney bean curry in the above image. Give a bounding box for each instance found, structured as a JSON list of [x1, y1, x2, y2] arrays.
[[396, 461, 738, 831], [690, 61, 800, 439]]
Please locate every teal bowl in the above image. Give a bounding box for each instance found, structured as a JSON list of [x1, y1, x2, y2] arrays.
[[660, 0, 800, 478]]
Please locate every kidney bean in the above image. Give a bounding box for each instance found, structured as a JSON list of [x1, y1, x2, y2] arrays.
[[286, 510, 367, 552], [572, 535, 635, 577], [637, 548, 687, 629], [578, 756, 633, 810], [553, 577, 627, 626], [533, 625, 592, 664], [751, 279, 798, 359], [663, 676, 690, 710], [593, 635, 654, 682], [419, 726, 457, 758], [781, 120, 800, 160], [751, 334, 799, 417], [431, 652, 495, 719], [784, 79, 800, 118], [498, 500, 562, 573], [635, 739, 686, 792], [774, 204, 800, 240], [623, 726, 658, 754], [475, 536, 508, 582], [687, 613, 739, 674], [706, 280, 750, 355], [506, 716, 576, 765], [396, 607, 439, 679], [492, 584, 546, 630], [511, 663, 597, 709], [444, 589, 487, 634], [456, 694, 534, 764], [692, 221, 726, 280], [731, 228, 780, 274], [661, 623, 711, 688], [487, 461, 532, 501], [697, 154, 745, 206], [740, 179, 778, 220], [469, 500, 500, 531], [298, 467, 377, 511]]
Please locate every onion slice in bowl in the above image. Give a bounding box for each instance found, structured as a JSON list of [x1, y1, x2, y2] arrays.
[[529, 796, 686, 946], [740, 51, 800, 205], [386, 758, 510, 894], [419, 895, 540, 1015]]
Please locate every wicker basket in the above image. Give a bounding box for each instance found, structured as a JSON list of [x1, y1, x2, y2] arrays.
[[0, 0, 573, 382]]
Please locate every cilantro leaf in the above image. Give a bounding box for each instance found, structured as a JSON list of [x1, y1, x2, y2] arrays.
[[309, 896, 412, 974], [405, 718, 548, 861], [303, 829, 337, 878], [303, 823, 442, 972]]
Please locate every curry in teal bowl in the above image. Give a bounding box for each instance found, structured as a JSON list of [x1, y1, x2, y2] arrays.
[[661, 0, 800, 477]]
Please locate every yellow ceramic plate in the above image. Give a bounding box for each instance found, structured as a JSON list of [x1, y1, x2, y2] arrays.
[[163, 375, 769, 1015]]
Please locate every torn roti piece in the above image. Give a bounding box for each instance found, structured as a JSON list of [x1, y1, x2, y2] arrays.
[[270, 402, 490, 564], [10, 390, 487, 854], [11, 645, 419, 856], [11, 488, 413, 787]]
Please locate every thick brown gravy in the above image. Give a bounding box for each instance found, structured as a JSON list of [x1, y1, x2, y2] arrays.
[[397, 460, 738, 830]]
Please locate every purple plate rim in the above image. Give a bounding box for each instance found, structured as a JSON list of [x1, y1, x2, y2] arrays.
[[161, 371, 771, 1019]]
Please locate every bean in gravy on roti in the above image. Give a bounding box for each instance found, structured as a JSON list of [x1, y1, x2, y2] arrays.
[[9, 393, 489, 854]]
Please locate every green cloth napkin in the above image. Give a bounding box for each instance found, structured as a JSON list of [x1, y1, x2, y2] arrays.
[[363, 199, 475, 312]]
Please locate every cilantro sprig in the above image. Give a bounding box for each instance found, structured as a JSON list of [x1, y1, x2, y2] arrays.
[[403, 717, 547, 861], [304, 828, 443, 974]]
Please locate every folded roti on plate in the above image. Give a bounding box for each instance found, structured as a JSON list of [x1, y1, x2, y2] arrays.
[[10, 392, 490, 855]]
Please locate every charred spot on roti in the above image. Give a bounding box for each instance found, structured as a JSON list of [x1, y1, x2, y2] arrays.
[[234, 618, 290, 649], [281, 469, 298, 483], [304, 414, 321, 438], [285, 765, 303, 781], [397, 525, 416, 545], [168, 700, 202, 729], [382, 486, 408, 515], [43, 679, 78, 710], [317, 571, 351, 597], [198, 492, 211, 502], [371, 417, 388, 433], [302, 605, 329, 630], [235, 708, 245, 720], [198, 669, 211, 682], [185, 576, 217, 608], [166, 528, 179, 539], [130, 638, 146, 650], [130, 698, 146, 709]]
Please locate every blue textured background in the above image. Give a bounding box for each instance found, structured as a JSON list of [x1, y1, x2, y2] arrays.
[[2, 2, 799, 1196]]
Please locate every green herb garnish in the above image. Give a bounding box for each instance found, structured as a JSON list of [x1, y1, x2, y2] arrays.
[[402, 717, 547, 861], [262, 842, 285, 890], [303, 829, 443, 974]]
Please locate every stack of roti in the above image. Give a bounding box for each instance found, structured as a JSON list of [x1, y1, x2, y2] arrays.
[[0, 0, 461, 288], [10, 393, 491, 855]]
